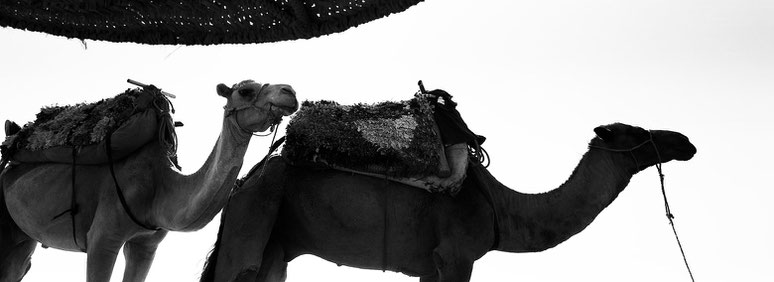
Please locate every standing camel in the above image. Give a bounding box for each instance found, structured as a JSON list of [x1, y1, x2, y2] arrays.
[[0, 80, 299, 282], [200, 122, 696, 282]]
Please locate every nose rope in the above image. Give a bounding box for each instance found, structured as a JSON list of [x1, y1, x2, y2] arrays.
[[652, 141, 696, 282], [589, 131, 695, 281]]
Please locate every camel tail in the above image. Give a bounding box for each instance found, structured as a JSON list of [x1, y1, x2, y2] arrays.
[[200, 207, 227, 282]]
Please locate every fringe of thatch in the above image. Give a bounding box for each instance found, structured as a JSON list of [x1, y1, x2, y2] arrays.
[[0, 0, 425, 45]]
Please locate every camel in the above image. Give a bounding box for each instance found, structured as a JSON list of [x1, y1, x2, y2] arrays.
[[199, 122, 696, 282], [0, 80, 299, 282]]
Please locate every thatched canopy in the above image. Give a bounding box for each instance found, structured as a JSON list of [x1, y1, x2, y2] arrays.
[[0, 0, 424, 45]]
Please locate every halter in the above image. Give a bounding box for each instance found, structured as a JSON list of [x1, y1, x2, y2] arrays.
[[588, 130, 696, 281], [223, 83, 283, 136], [587, 130, 659, 170]]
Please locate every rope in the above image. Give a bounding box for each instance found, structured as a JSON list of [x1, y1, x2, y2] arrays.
[[50, 147, 84, 252], [589, 131, 695, 281], [234, 128, 285, 189], [653, 149, 696, 282], [254, 123, 282, 182], [468, 141, 490, 168], [105, 133, 160, 231]]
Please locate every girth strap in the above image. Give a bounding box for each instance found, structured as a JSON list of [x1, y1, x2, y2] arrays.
[[105, 133, 160, 231], [51, 147, 85, 252]]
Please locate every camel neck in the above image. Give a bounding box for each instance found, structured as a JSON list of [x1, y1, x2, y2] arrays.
[[155, 115, 252, 231], [492, 149, 636, 253]]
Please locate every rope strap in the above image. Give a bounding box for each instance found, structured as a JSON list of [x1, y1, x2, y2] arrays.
[[105, 133, 160, 231], [655, 162, 696, 282], [589, 132, 695, 281]]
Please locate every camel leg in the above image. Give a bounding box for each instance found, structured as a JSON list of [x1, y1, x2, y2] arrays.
[[0, 238, 36, 282], [214, 159, 287, 281], [86, 228, 128, 282], [121, 230, 168, 282], [431, 246, 474, 282], [255, 239, 287, 282], [419, 274, 439, 282], [1, 188, 37, 282]]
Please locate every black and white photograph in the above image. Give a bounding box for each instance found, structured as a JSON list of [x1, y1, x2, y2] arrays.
[[1, 0, 772, 281]]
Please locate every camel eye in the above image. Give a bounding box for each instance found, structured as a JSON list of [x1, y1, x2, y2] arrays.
[[238, 88, 254, 96]]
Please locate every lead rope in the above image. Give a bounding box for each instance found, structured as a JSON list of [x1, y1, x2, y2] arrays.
[[652, 143, 696, 282], [255, 122, 281, 181]]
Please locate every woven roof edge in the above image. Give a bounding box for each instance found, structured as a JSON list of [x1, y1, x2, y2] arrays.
[[0, 0, 426, 45]]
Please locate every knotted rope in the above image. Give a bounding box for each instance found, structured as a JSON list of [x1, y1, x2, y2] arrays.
[[589, 132, 696, 281], [652, 144, 696, 282]]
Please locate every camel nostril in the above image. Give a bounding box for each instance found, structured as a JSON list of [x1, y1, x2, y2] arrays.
[[281, 88, 295, 96]]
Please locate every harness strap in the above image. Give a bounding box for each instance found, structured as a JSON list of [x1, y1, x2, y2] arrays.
[[51, 147, 85, 252], [223, 83, 281, 137], [105, 133, 160, 231], [223, 83, 269, 117]]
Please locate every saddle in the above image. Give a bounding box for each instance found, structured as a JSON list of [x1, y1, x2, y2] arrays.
[[0, 85, 177, 165], [282, 98, 447, 179]]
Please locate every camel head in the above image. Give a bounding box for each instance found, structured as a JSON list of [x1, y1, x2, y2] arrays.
[[218, 80, 299, 133], [590, 123, 696, 171]]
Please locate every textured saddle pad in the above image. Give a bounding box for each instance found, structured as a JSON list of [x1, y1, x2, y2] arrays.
[[2, 86, 175, 164], [282, 98, 443, 178]]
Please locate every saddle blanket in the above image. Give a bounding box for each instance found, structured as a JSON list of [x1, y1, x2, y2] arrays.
[[282, 97, 444, 178]]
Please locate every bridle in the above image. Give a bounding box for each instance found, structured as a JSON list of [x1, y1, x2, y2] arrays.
[[223, 83, 283, 137], [588, 130, 696, 281], [587, 130, 662, 170]]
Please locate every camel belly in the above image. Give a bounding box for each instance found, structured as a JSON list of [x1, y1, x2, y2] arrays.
[[277, 173, 439, 276], [3, 163, 105, 252]]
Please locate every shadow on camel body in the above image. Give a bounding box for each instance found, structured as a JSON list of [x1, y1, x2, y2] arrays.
[[201, 123, 697, 282], [0, 80, 299, 282]]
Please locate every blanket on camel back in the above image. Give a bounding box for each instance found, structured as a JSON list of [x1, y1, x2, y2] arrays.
[[1, 86, 178, 165], [282, 96, 443, 178]]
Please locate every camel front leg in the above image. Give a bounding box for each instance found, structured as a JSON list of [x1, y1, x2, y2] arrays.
[[431, 246, 474, 282], [122, 230, 168, 282], [87, 229, 127, 282], [0, 210, 37, 282]]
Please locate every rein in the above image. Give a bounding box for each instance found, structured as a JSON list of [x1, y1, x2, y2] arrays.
[[588, 131, 696, 282]]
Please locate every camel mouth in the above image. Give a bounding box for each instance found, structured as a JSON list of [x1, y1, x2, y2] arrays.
[[272, 104, 298, 117], [675, 143, 697, 161], [671, 134, 697, 161]]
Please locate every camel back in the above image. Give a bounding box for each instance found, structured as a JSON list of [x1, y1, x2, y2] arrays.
[[1, 86, 177, 165], [282, 97, 443, 178]]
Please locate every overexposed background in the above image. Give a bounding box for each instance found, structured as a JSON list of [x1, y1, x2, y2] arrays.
[[1, 0, 773, 281]]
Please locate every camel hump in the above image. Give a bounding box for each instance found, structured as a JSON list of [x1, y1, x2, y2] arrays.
[[4, 120, 20, 136]]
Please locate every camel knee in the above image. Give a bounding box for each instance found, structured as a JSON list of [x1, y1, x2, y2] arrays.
[[232, 266, 260, 282], [123, 241, 158, 261]]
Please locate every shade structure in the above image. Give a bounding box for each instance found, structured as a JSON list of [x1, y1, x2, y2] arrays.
[[0, 0, 425, 45]]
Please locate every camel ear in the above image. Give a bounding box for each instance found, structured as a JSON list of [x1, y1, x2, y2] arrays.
[[216, 83, 232, 98], [594, 126, 614, 141], [5, 120, 20, 136]]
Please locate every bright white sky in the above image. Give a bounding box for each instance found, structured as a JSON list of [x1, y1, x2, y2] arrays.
[[1, 0, 773, 281]]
